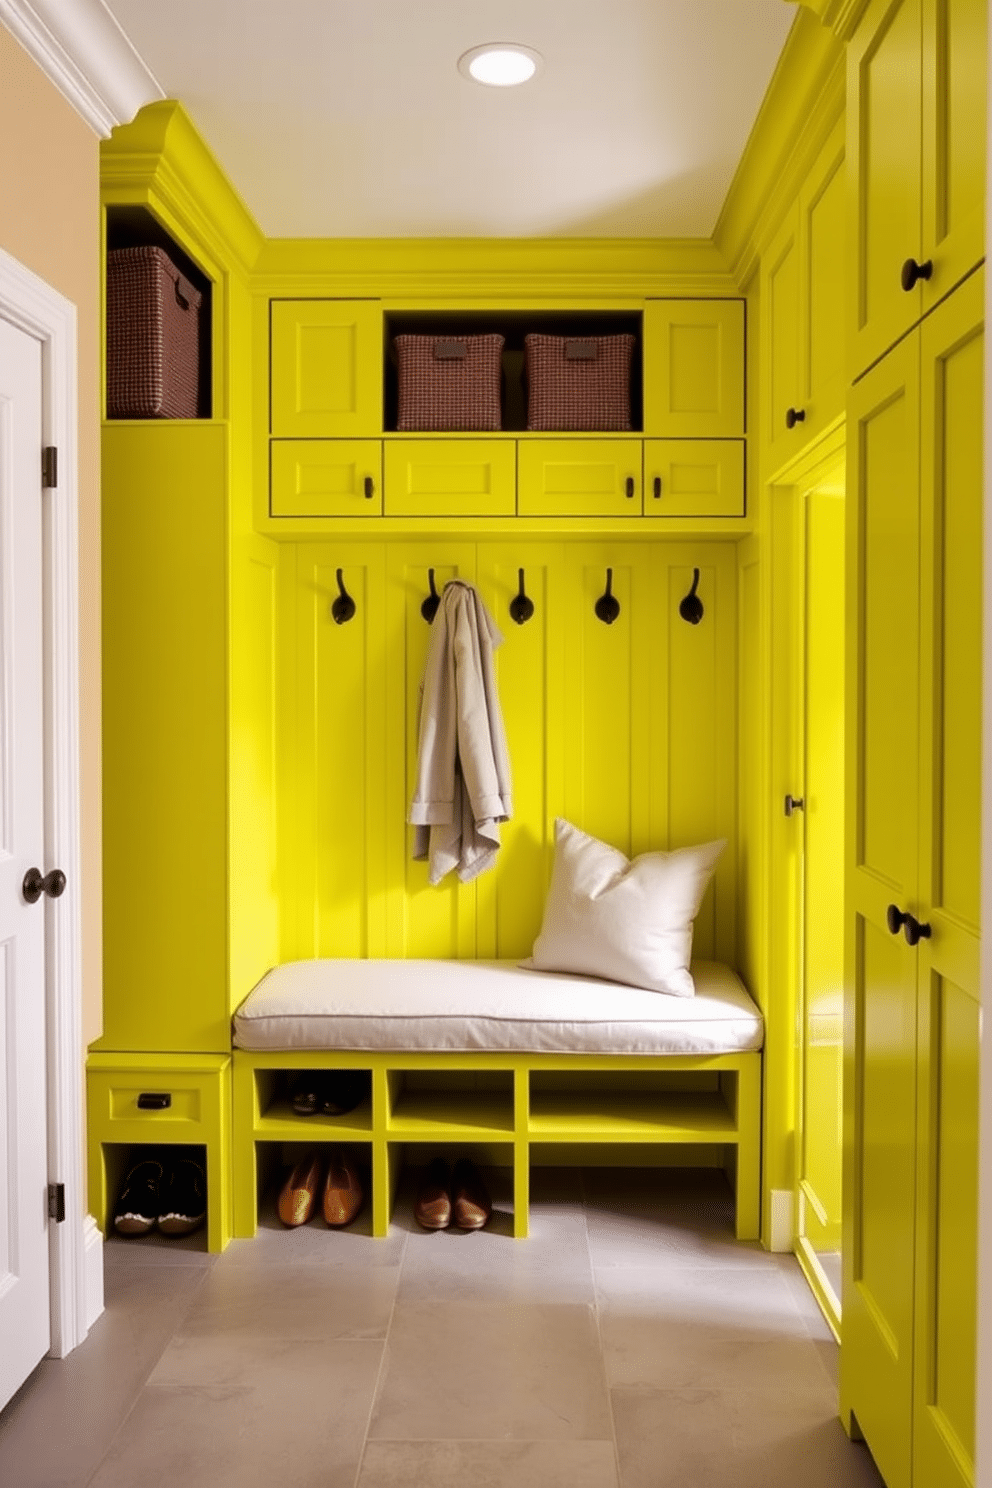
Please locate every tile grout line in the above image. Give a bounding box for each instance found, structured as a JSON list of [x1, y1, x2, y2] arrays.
[[580, 1167, 626, 1488], [349, 1222, 409, 1488]]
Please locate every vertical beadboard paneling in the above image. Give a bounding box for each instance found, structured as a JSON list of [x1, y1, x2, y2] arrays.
[[476, 546, 565, 959], [385, 545, 478, 958]]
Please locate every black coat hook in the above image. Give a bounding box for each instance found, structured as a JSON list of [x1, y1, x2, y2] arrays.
[[679, 568, 704, 625], [421, 568, 441, 623], [509, 568, 535, 625], [331, 568, 356, 625], [595, 568, 621, 625]]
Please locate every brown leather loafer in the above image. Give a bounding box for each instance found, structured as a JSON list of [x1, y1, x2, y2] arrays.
[[414, 1157, 452, 1230], [451, 1158, 491, 1230], [322, 1148, 364, 1226], [278, 1153, 323, 1227]]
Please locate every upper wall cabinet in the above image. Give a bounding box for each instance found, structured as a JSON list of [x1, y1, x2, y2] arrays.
[[849, 0, 986, 376], [270, 300, 383, 436], [643, 300, 745, 438], [762, 120, 847, 471]]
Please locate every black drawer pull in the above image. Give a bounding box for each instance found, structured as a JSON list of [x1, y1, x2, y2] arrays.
[[901, 257, 933, 292], [625, 476, 635, 499], [653, 476, 662, 500], [363, 475, 374, 499], [137, 1092, 172, 1110], [785, 407, 806, 429]]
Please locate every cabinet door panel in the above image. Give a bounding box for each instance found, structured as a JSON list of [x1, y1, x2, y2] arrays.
[[643, 440, 744, 519], [801, 123, 847, 436], [270, 300, 382, 437], [763, 211, 801, 470], [384, 440, 516, 517], [849, 0, 924, 375], [643, 300, 744, 437], [517, 440, 642, 517], [842, 336, 920, 1488], [913, 272, 982, 1488], [922, 0, 987, 310], [271, 440, 382, 517]]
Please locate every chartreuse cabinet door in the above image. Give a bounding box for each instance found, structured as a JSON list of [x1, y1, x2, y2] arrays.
[[762, 208, 801, 471], [848, 0, 986, 375], [270, 440, 382, 517], [912, 271, 982, 1488], [270, 300, 382, 437], [517, 440, 642, 516], [843, 272, 982, 1488], [383, 440, 516, 517], [643, 300, 744, 437], [642, 440, 745, 519], [843, 330, 921, 1488]]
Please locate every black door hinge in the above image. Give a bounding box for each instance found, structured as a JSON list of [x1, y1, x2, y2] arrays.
[[42, 446, 58, 489], [48, 1183, 65, 1223]]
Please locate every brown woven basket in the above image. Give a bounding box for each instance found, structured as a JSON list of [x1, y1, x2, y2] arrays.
[[524, 333, 635, 431], [106, 246, 204, 418], [394, 333, 505, 430]]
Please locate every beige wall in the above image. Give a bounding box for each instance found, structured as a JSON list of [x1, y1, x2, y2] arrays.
[[0, 24, 102, 1048]]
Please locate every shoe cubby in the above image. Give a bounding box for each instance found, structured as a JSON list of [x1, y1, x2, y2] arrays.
[[233, 1050, 760, 1244], [101, 1142, 209, 1251], [87, 1052, 232, 1252]]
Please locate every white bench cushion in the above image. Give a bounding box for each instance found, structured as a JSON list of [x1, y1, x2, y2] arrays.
[[232, 958, 763, 1057]]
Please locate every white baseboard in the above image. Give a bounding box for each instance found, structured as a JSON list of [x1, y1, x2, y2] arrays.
[[82, 1215, 103, 1331], [768, 1188, 795, 1252]]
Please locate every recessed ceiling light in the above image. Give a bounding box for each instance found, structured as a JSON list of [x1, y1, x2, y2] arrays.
[[458, 43, 543, 88]]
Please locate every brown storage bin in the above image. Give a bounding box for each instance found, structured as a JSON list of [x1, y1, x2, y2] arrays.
[[525, 333, 635, 431], [106, 246, 204, 418], [394, 333, 504, 430]]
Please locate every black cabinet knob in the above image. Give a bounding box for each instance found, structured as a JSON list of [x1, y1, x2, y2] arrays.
[[784, 794, 804, 817], [363, 476, 374, 499], [22, 867, 66, 904], [886, 903, 907, 936], [653, 476, 662, 500], [625, 476, 635, 499], [901, 257, 933, 292], [903, 913, 932, 947], [785, 407, 806, 430]]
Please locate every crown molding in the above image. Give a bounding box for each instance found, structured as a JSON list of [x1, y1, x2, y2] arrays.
[[714, 9, 845, 286], [0, 0, 161, 136], [786, 0, 870, 40]]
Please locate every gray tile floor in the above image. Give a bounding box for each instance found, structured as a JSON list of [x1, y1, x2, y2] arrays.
[[0, 1166, 886, 1488]]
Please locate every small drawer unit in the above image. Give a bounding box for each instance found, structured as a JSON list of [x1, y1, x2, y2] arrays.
[[643, 440, 746, 519], [517, 439, 643, 517], [87, 1052, 232, 1252], [271, 439, 383, 517]]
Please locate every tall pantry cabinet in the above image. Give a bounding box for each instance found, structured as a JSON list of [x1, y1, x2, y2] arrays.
[[841, 3, 985, 1486]]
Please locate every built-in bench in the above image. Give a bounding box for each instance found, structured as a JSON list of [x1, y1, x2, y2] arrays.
[[231, 958, 763, 1240]]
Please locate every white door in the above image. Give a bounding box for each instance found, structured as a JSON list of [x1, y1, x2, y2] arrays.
[[0, 316, 50, 1407]]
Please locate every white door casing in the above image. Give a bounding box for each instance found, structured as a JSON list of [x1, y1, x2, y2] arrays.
[[0, 316, 50, 1408], [0, 247, 90, 1367]]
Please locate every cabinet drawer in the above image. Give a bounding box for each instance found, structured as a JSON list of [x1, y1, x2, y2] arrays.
[[644, 300, 745, 437], [87, 1063, 226, 1139], [643, 441, 745, 519], [517, 440, 642, 516], [271, 440, 382, 517], [270, 300, 382, 437], [383, 440, 516, 516]]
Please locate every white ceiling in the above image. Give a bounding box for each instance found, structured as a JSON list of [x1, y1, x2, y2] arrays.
[[100, 0, 796, 240]]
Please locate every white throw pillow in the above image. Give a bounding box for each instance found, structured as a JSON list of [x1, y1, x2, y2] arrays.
[[527, 819, 726, 997]]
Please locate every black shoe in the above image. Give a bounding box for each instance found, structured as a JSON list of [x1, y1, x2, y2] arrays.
[[157, 1156, 207, 1236], [292, 1070, 366, 1117], [113, 1155, 164, 1236]]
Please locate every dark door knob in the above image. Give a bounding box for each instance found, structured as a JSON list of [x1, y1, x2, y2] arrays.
[[23, 867, 66, 904], [785, 407, 806, 429], [886, 903, 907, 935], [901, 257, 933, 292], [902, 913, 932, 947], [784, 794, 804, 817]]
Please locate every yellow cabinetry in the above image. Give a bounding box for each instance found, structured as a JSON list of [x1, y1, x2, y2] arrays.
[[384, 439, 517, 517], [643, 441, 745, 519], [848, 0, 986, 375], [842, 271, 982, 1488], [88, 1053, 232, 1253], [762, 118, 846, 470], [517, 440, 642, 517], [271, 439, 383, 517], [643, 299, 745, 437], [270, 299, 383, 436]]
